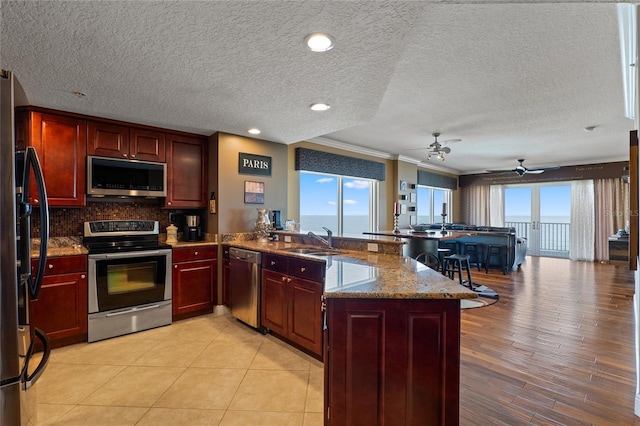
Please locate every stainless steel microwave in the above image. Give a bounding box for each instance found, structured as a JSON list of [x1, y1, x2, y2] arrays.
[[87, 156, 167, 198]]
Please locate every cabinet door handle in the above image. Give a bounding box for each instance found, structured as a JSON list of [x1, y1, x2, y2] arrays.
[[194, 251, 199, 256], [130, 154, 136, 158], [81, 274, 86, 279], [300, 267, 306, 272], [287, 278, 292, 282], [48, 264, 53, 270], [123, 153, 128, 157], [174, 265, 177, 269], [271, 261, 276, 266], [282, 276, 287, 281]]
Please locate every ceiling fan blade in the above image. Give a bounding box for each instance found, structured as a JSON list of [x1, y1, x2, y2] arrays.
[[441, 138, 462, 144], [529, 165, 560, 171], [524, 169, 545, 174], [485, 168, 516, 174]]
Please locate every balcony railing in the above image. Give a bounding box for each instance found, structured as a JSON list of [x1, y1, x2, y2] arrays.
[[505, 221, 570, 258]]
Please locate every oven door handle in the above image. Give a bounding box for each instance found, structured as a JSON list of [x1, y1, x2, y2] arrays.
[[89, 250, 169, 260], [106, 304, 161, 317]]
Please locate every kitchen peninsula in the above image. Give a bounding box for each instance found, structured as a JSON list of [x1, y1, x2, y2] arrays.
[[224, 239, 476, 425]]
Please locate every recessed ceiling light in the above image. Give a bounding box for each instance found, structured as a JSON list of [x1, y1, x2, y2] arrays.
[[310, 103, 331, 112], [584, 126, 596, 132], [247, 128, 261, 135], [71, 91, 87, 98], [304, 33, 334, 52]]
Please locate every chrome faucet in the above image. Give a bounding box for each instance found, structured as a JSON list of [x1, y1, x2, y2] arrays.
[[308, 227, 333, 249]]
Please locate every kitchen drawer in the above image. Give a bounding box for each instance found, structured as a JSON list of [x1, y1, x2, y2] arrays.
[[263, 253, 288, 274], [32, 255, 87, 276], [288, 257, 325, 282], [172, 245, 217, 262]]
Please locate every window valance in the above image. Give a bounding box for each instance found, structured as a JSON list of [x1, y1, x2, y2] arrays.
[[417, 169, 457, 190], [295, 147, 385, 181]]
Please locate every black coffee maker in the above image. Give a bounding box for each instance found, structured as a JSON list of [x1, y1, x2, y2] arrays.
[[184, 214, 202, 241], [271, 210, 283, 230]]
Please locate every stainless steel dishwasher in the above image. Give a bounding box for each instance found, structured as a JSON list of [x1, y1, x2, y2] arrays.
[[229, 247, 262, 329]]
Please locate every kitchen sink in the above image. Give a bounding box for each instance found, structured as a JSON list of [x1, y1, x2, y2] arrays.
[[307, 251, 338, 256], [282, 248, 323, 254], [282, 247, 339, 256]]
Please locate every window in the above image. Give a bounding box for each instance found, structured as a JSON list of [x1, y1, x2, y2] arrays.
[[300, 171, 377, 235], [416, 185, 451, 224]]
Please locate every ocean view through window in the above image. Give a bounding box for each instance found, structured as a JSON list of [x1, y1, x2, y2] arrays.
[[299, 171, 376, 235], [416, 185, 451, 224]]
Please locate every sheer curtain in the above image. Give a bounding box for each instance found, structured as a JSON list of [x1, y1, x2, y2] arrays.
[[594, 178, 629, 261], [461, 185, 491, 225], [570, 180, 595, 261], [489, 185, 504, 227]]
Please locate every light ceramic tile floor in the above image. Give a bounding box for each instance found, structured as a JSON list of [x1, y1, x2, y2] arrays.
[[36, 313, 324, 426]]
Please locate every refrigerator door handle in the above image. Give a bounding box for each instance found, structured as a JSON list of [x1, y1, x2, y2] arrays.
[[20, 327, 50, 391], [23, 147, 49, 299]]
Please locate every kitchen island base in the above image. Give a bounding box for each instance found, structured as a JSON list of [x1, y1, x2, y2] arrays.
[[325, 298, 460, 425]]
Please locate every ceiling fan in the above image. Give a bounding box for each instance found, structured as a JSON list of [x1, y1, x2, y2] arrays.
[[421, 133, 460, 162], [486, 159, 560, 176]]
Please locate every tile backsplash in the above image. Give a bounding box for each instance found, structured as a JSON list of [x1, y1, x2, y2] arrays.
[[31, 201, 188, 237]]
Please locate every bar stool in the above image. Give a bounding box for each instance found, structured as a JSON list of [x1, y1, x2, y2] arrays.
[[414, 252, 440, 271], [442, 254, 474, 290], [463, 242, 483, 271], [485, 244, 508, 275], [436, 248, 452, 272], [440, 241, 458, 254]]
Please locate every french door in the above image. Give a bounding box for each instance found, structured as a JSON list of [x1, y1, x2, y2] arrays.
[[504, 183, 571, 257]]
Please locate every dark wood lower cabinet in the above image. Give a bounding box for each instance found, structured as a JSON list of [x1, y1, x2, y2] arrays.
[[29, 255, 88, 348], [261, 264, 324, 359], [172, 246, 217, 321], [325, 298, 461, 426]]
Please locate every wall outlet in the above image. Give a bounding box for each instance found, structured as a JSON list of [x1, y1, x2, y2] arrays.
[[284, 235, 292, 243], [367, 243, 379, 252]]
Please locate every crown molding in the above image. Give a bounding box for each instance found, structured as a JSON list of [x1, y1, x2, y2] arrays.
[[307, 136, 395, 160]]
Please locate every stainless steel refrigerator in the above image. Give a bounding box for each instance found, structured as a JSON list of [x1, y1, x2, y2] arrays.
[[0, 69, 51, 425]]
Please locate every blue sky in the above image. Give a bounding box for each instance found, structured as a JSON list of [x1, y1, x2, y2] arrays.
[[505, 185, 571, 218], [300, 172, 370, 215], [301, 172, 572, 219]]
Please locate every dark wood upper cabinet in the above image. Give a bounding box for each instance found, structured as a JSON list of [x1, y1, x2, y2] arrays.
[[165, 133, 208, 208], [87, 121, 129, 159], [130, 128, 165, 162], [16, 109, 86, 207], [88, 121, 165, 162]]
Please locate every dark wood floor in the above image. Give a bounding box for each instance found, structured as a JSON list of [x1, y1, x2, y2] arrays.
[[460, 257, 639, 425]]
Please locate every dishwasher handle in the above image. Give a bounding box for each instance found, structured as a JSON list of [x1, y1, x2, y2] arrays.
[[229, 247, 262, 264]]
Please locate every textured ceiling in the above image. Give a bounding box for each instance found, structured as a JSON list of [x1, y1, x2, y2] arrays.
[[0, 1, 634, 175]]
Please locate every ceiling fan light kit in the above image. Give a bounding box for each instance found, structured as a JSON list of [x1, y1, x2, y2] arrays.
[[426, 132, 452, 162]]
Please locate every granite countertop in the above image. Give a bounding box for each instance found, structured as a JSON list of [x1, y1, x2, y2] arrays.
[[31, 236, 218, 258], [31, 237, 88, 258], [225, 240, 477, 301], [364, 230, 478, 240]]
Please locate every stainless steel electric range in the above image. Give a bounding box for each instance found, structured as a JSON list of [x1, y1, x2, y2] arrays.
[[83, 220, 172, 342]]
